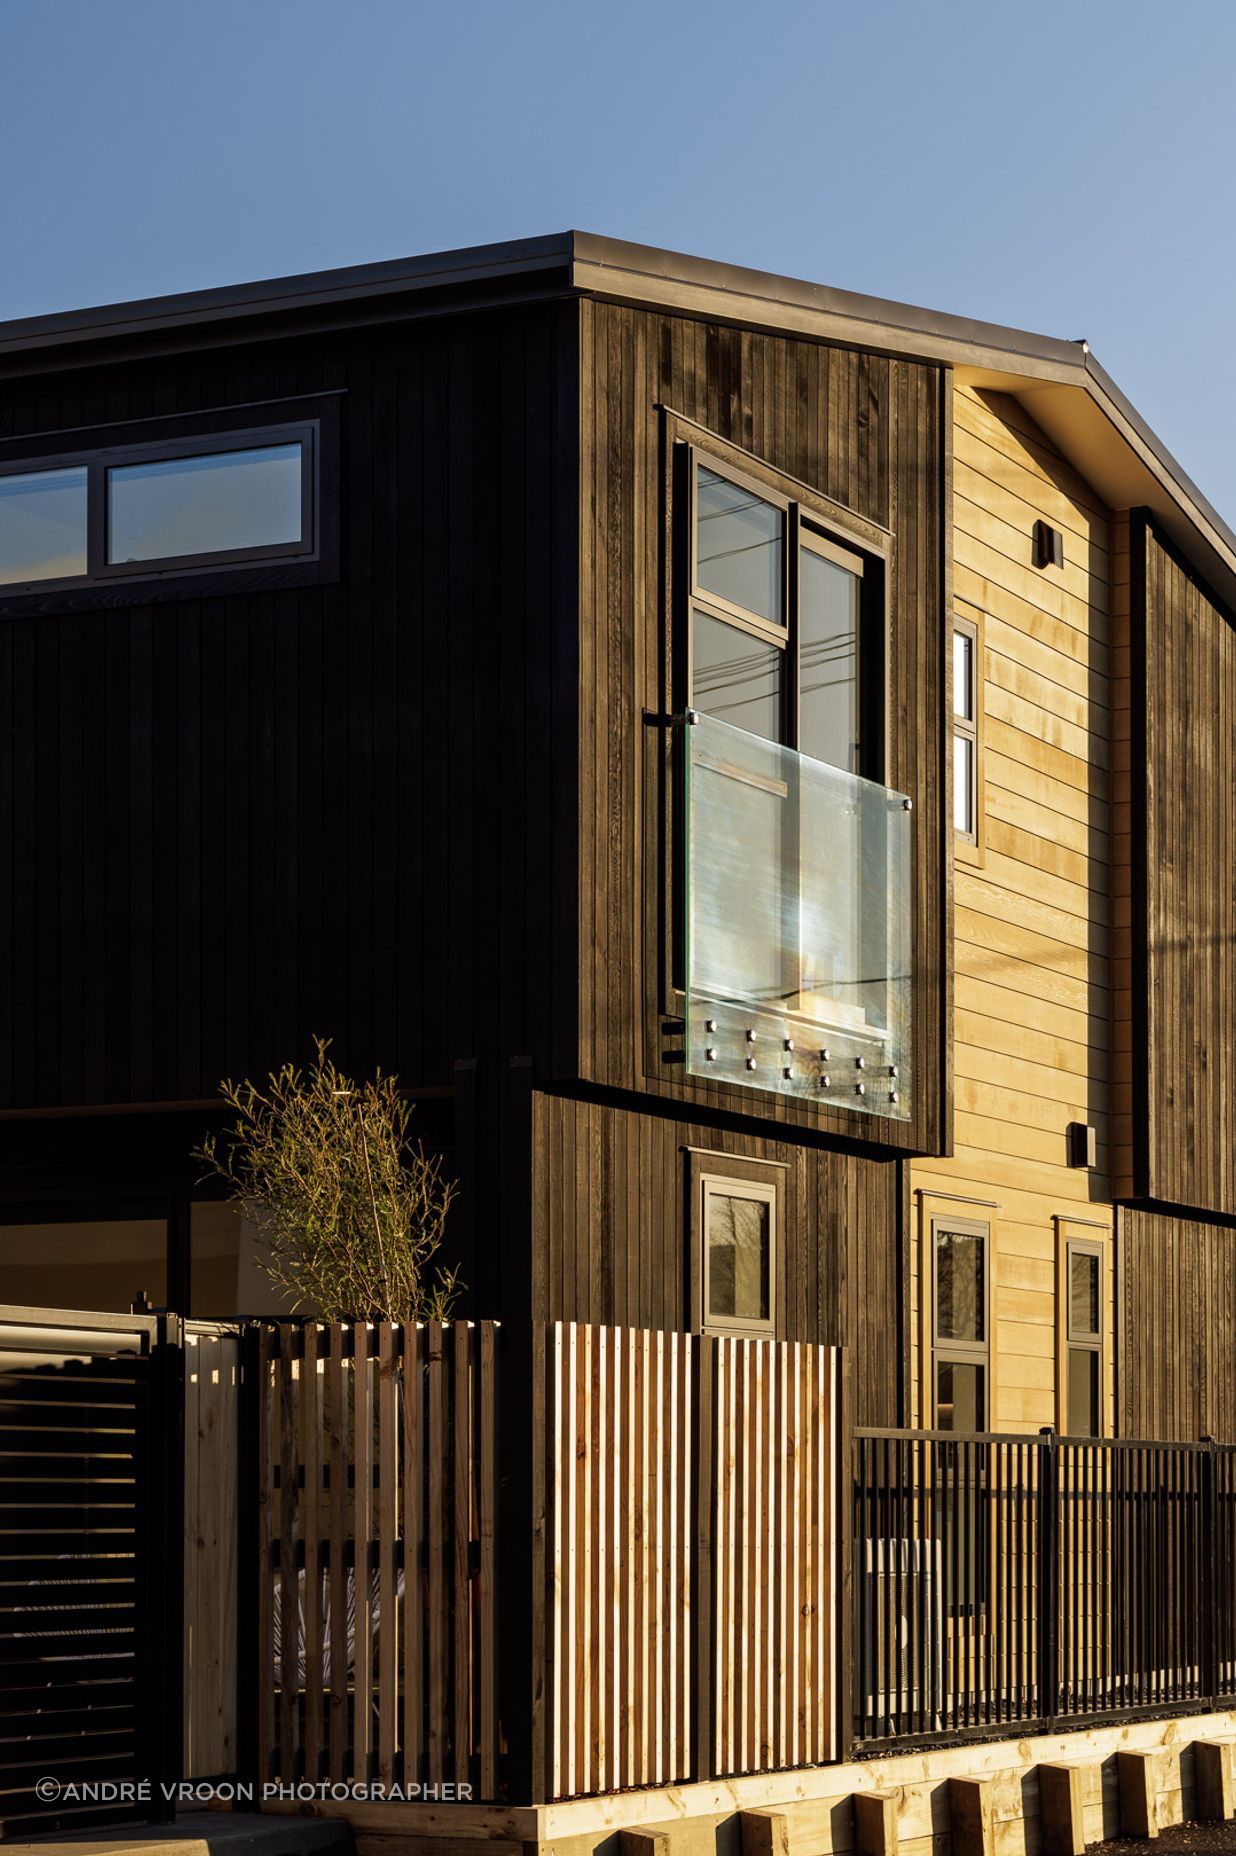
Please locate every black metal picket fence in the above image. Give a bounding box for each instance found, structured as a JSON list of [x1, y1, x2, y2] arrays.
[[853, 1427, 1236, 1750]]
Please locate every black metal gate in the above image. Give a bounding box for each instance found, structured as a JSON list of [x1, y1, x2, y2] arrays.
[[0, 1307, 177, 1837]]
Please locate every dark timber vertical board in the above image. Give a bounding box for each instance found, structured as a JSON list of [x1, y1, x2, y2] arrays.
[[0, 300, 580, 1111], [1135, 517, 1236, 1215], [576, 298, 948, 1158], [529, 1089, 901, 1426], [1119, 1206, 1236, 1442]]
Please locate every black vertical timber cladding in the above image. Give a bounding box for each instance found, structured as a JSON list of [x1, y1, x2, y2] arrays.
[[577, 299, 950, 1158], [530, 1089, 903, 1427], [0, 302, 580, 1111]]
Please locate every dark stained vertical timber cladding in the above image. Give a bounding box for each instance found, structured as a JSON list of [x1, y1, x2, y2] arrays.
[[1135, 518, 1236, 1214], [0, 301, 579, 1109], [530, 1090, 903, 1426], [577, 298, 948, 1156], [1119, 1208, 1236, 1442]]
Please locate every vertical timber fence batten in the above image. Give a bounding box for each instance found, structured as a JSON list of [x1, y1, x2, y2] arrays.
[[252, 1321, 500, 1792], [250, 1318, 844, 1803], [544, 1324, 841, 1800]]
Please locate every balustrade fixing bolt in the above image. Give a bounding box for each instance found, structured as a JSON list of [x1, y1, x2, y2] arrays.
[[746, 1056, 757, 1072]]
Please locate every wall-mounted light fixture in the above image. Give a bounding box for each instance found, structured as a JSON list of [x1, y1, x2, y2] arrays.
[[1033, 519, 1065, 569], [1066, 1121, 1097, 1169]]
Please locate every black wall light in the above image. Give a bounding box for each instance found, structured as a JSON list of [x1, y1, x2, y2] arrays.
[[1033, 519, 1065, 569]]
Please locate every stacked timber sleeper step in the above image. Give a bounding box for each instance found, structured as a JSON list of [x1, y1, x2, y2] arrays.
[[562, 1722, 1236, 1856]]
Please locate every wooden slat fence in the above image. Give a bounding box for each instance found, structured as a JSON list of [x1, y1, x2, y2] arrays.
[[549, 1323, 695, 1797], [711, 1337, 838, 1776], [546, 1323, 843, 1800], [255, 1320, 499, 1792]]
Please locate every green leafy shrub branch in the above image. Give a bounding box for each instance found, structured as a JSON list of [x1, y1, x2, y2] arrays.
[[195, 1038, 460, 1322]]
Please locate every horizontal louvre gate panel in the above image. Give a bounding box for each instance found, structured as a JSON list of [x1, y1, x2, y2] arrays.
[[0, 1312, 154, 1836]]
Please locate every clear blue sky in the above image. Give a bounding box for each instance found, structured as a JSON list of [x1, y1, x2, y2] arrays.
[[4, 0, 1236, 519]]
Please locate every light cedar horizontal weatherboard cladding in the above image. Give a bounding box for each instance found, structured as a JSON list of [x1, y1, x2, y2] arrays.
[[911, 384, 1114, 1433]]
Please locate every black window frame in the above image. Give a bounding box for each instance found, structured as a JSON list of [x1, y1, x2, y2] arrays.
[[0, 393, 340, 616]]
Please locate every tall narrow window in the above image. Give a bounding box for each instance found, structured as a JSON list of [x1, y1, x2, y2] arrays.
[[799, 532, 861, 772], [1065, 1240, 1103, 1435], [953, 617, 978, 840], [933, 1218, 989, 1430], [688, 452, 872, 769]]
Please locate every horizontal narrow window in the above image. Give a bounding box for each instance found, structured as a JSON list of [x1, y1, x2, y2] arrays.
[[0, 466, 89, 586], [0, 416, 319, 599], [107, 441, 304, 566]]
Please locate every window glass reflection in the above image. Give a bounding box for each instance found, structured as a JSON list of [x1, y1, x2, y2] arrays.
[[1068, 1346, 1100, 1435], [936, 1359, 985, 1432], [107, 443, 303, 565], [1070, 1249, 1100, 1336], [799, 546, 860, 772], [936, 1228, 985, 1342], [707, 1192, 770, 1322], [0, 467, 88, 585], [953, 628, 974, 719], [695, 466, 783, 623], [954, 734, 974, 834], [692, 609, 782, 740]]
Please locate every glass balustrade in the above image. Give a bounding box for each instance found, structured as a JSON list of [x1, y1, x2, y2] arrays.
[[684, 712, 912, 1120]]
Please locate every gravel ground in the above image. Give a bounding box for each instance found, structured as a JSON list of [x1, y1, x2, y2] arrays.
[[1089, 1826, 1236, 1852]]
